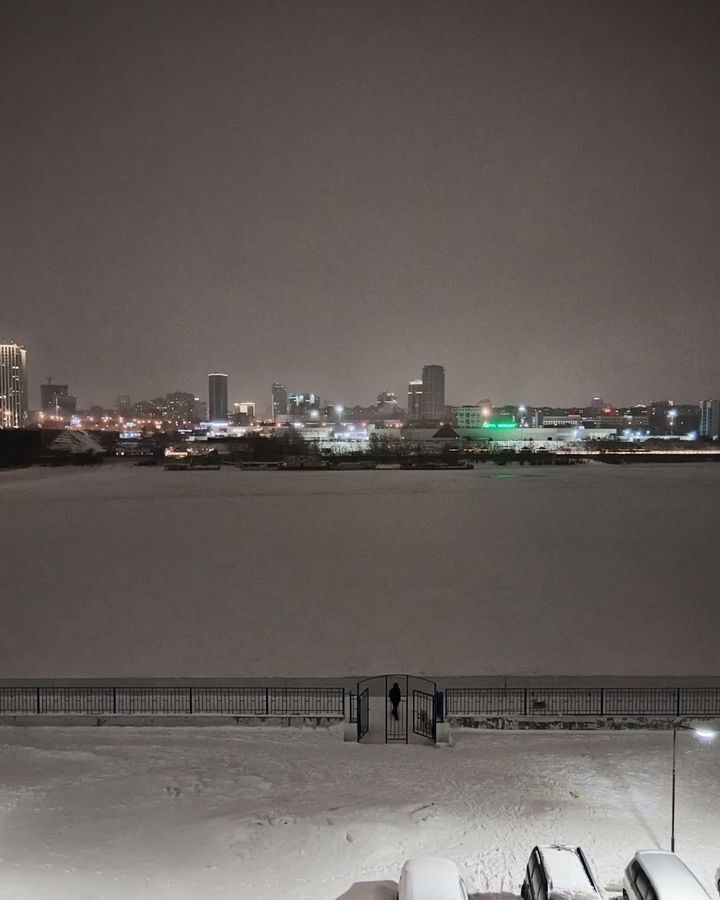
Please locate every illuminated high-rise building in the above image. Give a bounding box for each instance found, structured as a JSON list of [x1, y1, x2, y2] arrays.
[[420, 364, 445, 422], [0, 341, 28, 428], [208, 373, 228, 422], [699, 400, 720, 440], [233, 401, 256, 417], [288, 392, 319, 420], [407, 380, 423, 421], [272, 382, 288, 419], [166, 391, 196, 424]]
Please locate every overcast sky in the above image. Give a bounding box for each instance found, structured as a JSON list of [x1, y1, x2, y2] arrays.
[[2, 0, 719, 411]]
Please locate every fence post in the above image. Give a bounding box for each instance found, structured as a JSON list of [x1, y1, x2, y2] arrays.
[[189, 688, 193, 715], [36, 687, 41, 714], [265, 687, 270, 716], [524, 688, 528, 716], [113, 687, 117, 714], [676, 688, 681, 717], [600, 687, 604, 716]]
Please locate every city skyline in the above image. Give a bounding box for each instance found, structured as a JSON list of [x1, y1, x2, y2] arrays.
[[2, 339, 718, 415], [2, 1, 720, 411]]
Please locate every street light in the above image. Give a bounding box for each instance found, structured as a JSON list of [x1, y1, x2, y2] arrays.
[[667, 408, 678, 436], [671, 720, 717, 852], [335, 405, 344, 424]]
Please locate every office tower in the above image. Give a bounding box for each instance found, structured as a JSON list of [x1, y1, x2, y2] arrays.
[[591, 397, 604, 410], [420, 364, 445, 422], [191, 397, 207, 423], [234, 401, 256, 417], [0, 341, 28, 428], [649, 399, 672, 435], [288, 392, 319, 420], [166, 392, 196, 424], [272, 382, 288, 419], [407, 380, 423, 420], [40, 380, 76, 416], [115, 394, 132, 412], [699, 400, 720, 440], [208, 373, 229, 422]]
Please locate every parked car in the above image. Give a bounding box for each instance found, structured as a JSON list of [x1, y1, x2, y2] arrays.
[[398, 857, 469, 900], [521, 845, 602, 900], [623, 851, 712, 900]]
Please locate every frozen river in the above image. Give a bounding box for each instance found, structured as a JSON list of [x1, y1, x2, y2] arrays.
[[1, 462, 719, 678]]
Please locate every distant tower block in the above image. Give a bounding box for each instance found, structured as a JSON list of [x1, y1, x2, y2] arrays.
[[0, 340, 28, 428], [208, 373, 229, 422], [407, 380, 423, 421], [272, 382, 288, 419], [420, 364, 445, 422]]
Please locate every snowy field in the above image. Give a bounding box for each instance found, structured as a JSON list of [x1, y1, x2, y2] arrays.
[[1, 725, 718, 900], [1, 462, 719, 678]]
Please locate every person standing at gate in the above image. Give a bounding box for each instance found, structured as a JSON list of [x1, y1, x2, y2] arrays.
[[389, 682, 402, 721]]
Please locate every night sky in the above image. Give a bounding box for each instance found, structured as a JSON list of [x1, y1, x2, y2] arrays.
[[2, 0, 719, 411]]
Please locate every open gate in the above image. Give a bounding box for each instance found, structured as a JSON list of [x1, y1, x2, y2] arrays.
[[412, 688, 436, 741], [356, 687, 369, 741], [356, 674, 437, 744]]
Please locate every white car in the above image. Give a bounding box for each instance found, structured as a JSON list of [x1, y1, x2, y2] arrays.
[[623, 851, 712, 900], [398, 857, 469, 900]]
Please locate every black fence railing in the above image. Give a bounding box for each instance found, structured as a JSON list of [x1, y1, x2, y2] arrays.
[[3, 685, 719, 721], [0, 686, 346, 717], [444, 687, 720, 718]]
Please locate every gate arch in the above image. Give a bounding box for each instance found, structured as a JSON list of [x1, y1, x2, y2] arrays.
[[356, 674, 437, 744]]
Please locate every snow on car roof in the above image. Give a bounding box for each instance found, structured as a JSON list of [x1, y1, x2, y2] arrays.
[[401, 856, 463, 900], [634, 851, 711, 900], [537, 845, 598, 896]]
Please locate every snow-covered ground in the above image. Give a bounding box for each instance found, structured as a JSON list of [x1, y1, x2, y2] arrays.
[[1, 462, 720, 678], [1, 726, 718, 899]]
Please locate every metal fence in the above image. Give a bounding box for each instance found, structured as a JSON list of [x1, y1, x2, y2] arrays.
[[444, 687, 720, 718], [0, 686, 345, 717], [3, 685, 720, 721]]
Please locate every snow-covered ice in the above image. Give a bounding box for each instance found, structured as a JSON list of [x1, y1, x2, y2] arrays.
[[0, 726, 718, 899], [1, 462, 720, 677]]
